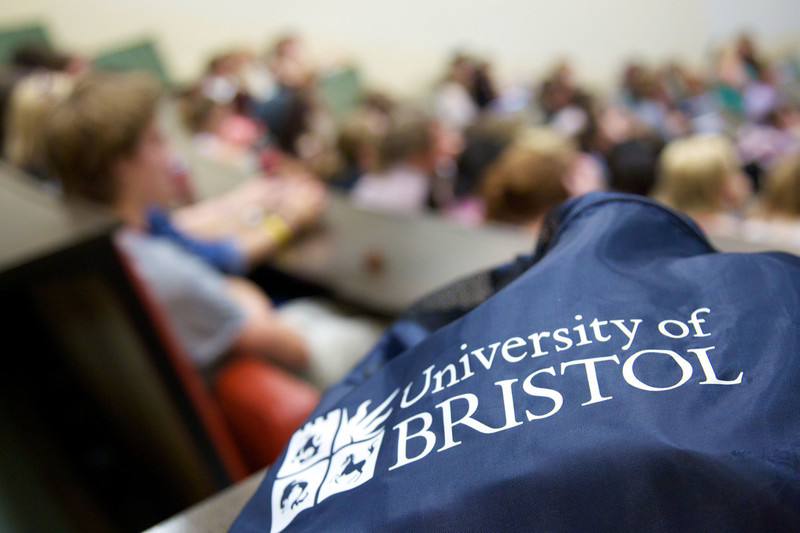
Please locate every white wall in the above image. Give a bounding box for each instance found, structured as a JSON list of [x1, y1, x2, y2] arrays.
[[2, 0, 799, 96]]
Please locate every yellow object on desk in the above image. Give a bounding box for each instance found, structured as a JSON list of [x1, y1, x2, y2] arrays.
[[261, 214, 292, 245]]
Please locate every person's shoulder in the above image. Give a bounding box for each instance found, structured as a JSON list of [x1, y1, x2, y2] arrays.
[[119, 229, 184, 261], [118, 229, 224, 286]]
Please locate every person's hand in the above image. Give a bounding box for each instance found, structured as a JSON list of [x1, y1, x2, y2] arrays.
[[275, 177, 327, 231]]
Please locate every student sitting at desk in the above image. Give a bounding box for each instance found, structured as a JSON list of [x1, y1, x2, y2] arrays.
[[6, 70, 324, 277], [481, 127, 603, 233], [44, 71, 310, 375], [350, 108, 440, 213], [652, 134, 752, 236]]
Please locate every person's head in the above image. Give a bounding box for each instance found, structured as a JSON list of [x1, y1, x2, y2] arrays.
[[4, 72, 74, 171], [654, 134, 750, 214], [273, 34, 299, 58], [207, 53, 234, 77], [446, 53, 475, 86], [455, 115, 522, 197], [481, 127, 574, 227], [377, 108, 437, 172], [179, 89, 233, 134], [336, 109, 385, 172], [759, 153, 800, 218], [606, 137, 663, 196], [627, 67, 658, 102], [45, 71, 170, 210]]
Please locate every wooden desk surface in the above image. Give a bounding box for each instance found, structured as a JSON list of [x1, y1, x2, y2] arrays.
[[181, 154, 800, 316]]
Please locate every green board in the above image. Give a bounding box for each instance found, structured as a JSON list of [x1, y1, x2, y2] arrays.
[[0, 24, 50, 65], [317, 66, 361, 118], [93, 39, 171, 86]]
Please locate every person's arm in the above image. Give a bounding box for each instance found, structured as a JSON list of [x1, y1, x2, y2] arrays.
[[173, 175, 326, 266], [224, 276, 309, 370]]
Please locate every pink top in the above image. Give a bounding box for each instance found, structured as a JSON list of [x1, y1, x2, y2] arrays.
[[351, 164, 430, 213]]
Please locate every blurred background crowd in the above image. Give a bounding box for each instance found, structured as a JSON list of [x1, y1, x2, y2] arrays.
[[3, 25, 800, 240]]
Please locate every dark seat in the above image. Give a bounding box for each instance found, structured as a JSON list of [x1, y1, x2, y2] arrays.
[[114, 234, 321, 475]]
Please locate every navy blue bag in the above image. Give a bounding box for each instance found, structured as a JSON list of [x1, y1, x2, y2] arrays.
[[231, 192, 800, 532]]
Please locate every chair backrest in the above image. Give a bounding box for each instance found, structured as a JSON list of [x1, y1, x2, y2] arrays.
[[0, 163, 244, 528], [113, 233, 320, 473], [213, 355, 321, 471], [113, 240, 252, 483]]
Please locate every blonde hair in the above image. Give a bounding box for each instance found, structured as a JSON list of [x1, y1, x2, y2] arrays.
[[4, 72, 74, 169], [45, 71, 161, 204], [482, 127, 574, 225], [760, 153, 800, 218], [654, 135, 741, 213]]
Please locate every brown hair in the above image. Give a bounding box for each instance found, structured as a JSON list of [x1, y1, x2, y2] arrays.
[[45, 71, 161, 204], [178, 90, 218, 133], [482, 128, 573, 225], [760, 153, 800, 218], [378, 109, 434, 170], [336, 109, 384, 168]]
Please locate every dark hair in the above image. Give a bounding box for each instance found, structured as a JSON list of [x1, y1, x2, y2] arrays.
[[11, 42, 70, 71], [606, 138, 662, 196]]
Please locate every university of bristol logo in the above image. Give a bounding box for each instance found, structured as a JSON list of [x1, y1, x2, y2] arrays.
[[270, 391, 398, 533]]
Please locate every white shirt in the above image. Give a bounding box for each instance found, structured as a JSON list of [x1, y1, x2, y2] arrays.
[[116, 230, 244, 368]]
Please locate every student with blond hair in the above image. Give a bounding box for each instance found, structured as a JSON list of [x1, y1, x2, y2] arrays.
[[758, 153, 800, 219], [3, 71, 74, 184], [738, 153, 800, 247], [653, 134, 752, 233]]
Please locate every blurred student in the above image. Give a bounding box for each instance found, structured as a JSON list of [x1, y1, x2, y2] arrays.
[[434, 54, 479, 131], [447, 115, 523, 225], [653, 134, 752, 235], [328, 107, 386, 192], [45, 71, 309, 374], [178, 86, 262, 170], [606, 136, 663, 197], [350, 108, 439, 213], [739, 153, 800, 247], [481, 127, 602, 233], [266, 34, 316, 91], [758, 153, 800, 219]]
